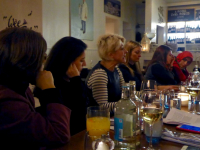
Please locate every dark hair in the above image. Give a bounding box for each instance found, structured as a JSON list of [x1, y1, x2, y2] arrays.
[[146, 45, 172, 71], [0, 27, 47, 84], [45, 36, 87, 84]]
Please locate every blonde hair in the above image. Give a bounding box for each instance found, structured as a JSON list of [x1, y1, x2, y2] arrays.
[[124, 41, 143, 81], [125, 41, 142, 64], [97, 34, 125, 60]]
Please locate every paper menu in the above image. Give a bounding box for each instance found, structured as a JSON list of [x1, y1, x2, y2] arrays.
[[163, 108, 200, 127]]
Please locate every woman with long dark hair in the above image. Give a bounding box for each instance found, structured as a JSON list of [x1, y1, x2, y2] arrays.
[[35, 36, 88, 136], [0, 28, 71, 149], [145, 45, 177, 85]]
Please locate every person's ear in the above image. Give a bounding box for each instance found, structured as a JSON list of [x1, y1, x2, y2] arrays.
[[108, 52, 114, 60]]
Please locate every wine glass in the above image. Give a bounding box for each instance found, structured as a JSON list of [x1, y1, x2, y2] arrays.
[[140, 80, 157, 132], [140, 90, 163, 150]]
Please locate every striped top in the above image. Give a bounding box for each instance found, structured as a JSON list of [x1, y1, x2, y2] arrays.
[[86, 62, 124, 112]]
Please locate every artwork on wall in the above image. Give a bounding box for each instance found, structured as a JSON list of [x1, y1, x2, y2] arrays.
[[2, 11, 38, 30], [0, 0, 42, 33], [104, 0, 121, 17], [158, 6, 164, 23], [70, 0, 94, 41], [196, 9, 200, 20]]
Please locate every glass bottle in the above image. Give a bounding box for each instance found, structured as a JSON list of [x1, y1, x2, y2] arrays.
[[114, 83, 137, 149], [129, 81, 141, 147], [187, 65, 200, 114]]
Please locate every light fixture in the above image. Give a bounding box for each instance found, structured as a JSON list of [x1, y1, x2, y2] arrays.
[[141, 33, 150, 52], [178, 93, 189, 106]]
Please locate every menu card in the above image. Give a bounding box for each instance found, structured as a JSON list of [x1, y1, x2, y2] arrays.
[[163, 108, 200, 127]]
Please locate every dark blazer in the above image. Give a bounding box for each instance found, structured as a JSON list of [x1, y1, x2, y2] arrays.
[[145, 62, 177, 85], [0, 85, 71, 150], [118, 64, 142, 91]]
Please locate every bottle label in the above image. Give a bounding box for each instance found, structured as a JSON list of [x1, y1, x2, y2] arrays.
[[114, 117, 123, 141]]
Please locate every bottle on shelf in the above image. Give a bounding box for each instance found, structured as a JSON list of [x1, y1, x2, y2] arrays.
[[186, 36, 191, 44], [167, 36, 185, 44], [114, 83, 137, 149], [168, 25, 176, 33]]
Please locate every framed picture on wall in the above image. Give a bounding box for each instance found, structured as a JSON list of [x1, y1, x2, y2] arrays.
[[70, 0, 94, 41], [104, 0, 121, 17], [196, 9, 200, 20]]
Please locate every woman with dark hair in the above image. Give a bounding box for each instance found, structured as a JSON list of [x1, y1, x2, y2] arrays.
[[145, 45, 177, 85], [35, 36, 88, 136], [0, 28, 71, 149], [119, 41, 143, 91], [172, 51, 193, 84]]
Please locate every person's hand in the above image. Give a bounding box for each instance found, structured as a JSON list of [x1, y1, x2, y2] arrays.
[[66, 63, 80, 78], [170, 55, 175, 67], [36, 70, 55, 90], [158, 85, 179, 91]]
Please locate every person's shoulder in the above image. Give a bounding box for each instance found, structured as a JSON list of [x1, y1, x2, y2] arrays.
[[151, 62, 165, 70], [118, 63, 127, 68], [118, 64, 129, 71]]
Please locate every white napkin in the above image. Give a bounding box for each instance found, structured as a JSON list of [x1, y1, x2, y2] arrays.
[[161, 131, 200, 148]]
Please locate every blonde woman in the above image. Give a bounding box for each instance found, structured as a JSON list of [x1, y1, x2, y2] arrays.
[[86, 34, 127, 115], [118, 41, 143, 91]]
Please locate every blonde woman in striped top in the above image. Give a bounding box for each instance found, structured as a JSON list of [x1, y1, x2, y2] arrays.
[[85, 34, 127, 116]]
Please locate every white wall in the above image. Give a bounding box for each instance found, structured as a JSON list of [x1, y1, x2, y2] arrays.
[[145, 0, 167, 44], [42, 0, 136, 69]]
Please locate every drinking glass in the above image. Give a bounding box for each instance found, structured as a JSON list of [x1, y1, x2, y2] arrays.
[[140, 80, 157, 132], [140, 80, 157, 92], [86, 106, 110, 139], [140, 90, 163, 150], [170, 92, 181, 110]]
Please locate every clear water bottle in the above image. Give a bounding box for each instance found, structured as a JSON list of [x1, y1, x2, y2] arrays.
[[129, 81, 141, 147], [114, 83, 137, 149], [187, 65, 200, 114]]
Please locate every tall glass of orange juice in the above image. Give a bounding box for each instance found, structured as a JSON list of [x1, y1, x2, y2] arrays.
[[86, 106, 110, 138]]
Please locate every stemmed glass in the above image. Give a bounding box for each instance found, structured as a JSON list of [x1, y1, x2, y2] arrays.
[[140, 80, 158, 131], [140, 90, 163, 150]]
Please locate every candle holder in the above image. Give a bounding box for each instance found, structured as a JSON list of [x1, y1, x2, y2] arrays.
[[141, 33, 150, 52]]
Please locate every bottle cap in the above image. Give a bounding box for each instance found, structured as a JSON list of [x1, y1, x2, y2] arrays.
[[129, 81, 136, 85]]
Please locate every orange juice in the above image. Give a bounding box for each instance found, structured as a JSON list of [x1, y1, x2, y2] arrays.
[[87, 117, 110, 137]]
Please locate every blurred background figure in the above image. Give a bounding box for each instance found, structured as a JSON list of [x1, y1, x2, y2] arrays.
[[0, 28, 71, 149], [35, 37, 88, 136], [145, 45, 179, 90], [80, 0, 88, 34], [172, 51, 193, 84], [118, 41, 144, 91], [86, 34, 126, 116]]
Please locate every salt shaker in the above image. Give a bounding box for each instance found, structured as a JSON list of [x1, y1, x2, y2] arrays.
[[92, 134, 114, 150]]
